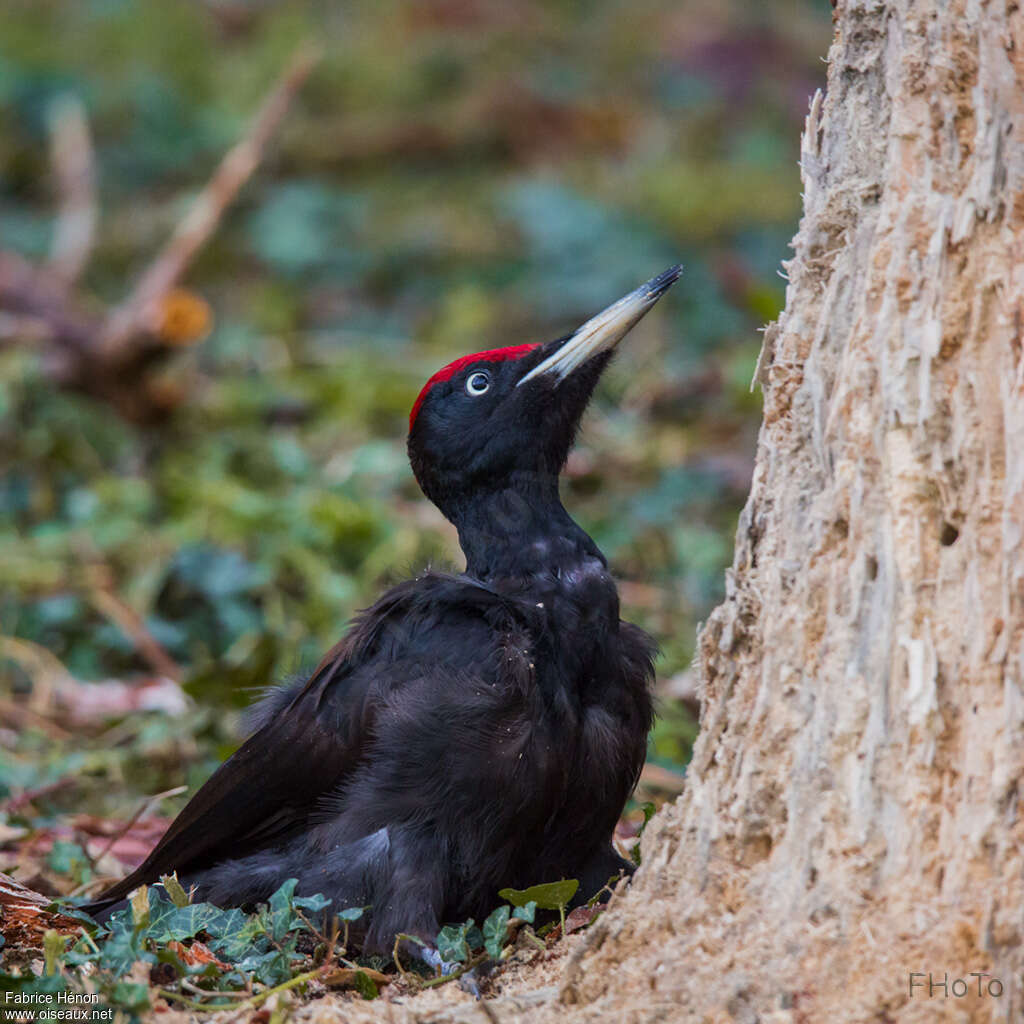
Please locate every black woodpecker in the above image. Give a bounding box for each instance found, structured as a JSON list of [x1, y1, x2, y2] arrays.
[[85, 265, 683, 957]]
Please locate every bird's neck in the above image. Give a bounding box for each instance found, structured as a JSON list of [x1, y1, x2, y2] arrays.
[[450, 477, 605, 582]]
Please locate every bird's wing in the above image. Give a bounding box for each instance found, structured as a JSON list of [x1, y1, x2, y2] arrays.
[[87, 678, 360, 908], [87, 573, 523, 910]]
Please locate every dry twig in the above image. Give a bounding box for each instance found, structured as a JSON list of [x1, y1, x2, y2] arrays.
[[88, 587, 183, 683], [88, 785, 188, 870], [47, 94, 97, 287], [0, 43, 319, 422], [101, 44, 321, 357]]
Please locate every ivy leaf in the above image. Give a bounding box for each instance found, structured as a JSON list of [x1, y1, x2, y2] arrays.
[[335, 906, 366, 922], [208, 911, 267, 961], [149, 902, 237, 943], [498, 879, 579, 911], [235, 943, 300, 986], [44, 901, 97, 930], [510, 900, 537, 923], [139, 891, 179, 938], [200, 905, 250, 942], [293, 893, 331, 914], [98, 922, 153, 974], [268, 878, 299, 941], [436, 921, 474, 964], [482, 905, 510, 959]]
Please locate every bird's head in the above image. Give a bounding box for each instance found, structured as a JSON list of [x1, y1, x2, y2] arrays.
[[407, 265, 681, 522]]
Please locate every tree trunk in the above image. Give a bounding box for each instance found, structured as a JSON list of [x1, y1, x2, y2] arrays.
[[553, 1, 1024, 1021], [322, 4, 1024, 1022]]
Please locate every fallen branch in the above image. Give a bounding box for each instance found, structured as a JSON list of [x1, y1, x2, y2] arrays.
[[0, 44, 319, 422], [0, 872, 83, 950], [47, 94, 97, 288], [100, 44, 321, 358], [88, 587, 183, 683], [0, 249, 98, 356]]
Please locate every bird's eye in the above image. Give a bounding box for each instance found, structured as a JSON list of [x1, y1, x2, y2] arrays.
[[465, 371, 491, 396]]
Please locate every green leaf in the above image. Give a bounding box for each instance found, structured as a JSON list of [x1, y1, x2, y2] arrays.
[[199, 904, 249, 940], [47, 841, 91, 883], [130, 885, 150, 929], [436, 921, 474, 964], [352, 970, 379, 1000], [44, 901, 97, 929], [482, 905, 510, 959], [43, 930, 64, 976], [335, 906, 366, 922], [148, 902, 238, 943], [153, 946, 186, 978], [160, 873, 190, 908], [247, 182, 369, 278], [98, 923, 153, 975], [138, 890, 179, 938], [632, 801, 658, 865], [208, 912, 267, 961], [2, 971, 66, 996], [510, 900, 537, 923], [63, 934, 101, 968], [498, 879, 579, 910], [234, 944, 300, 987], [268, 878, 298, 941], [293, 893, 331, 914], [110, 981, 151, 1010]]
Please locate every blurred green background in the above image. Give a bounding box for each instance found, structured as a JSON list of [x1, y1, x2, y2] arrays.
[[0, 0, 830, 849]]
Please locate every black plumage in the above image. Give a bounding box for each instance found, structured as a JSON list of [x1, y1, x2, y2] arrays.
[[86, 266, 681, 956]]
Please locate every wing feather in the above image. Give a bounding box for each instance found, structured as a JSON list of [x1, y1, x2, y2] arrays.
[[86, 685, 357, 908], [86, 572, 523, 913]]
